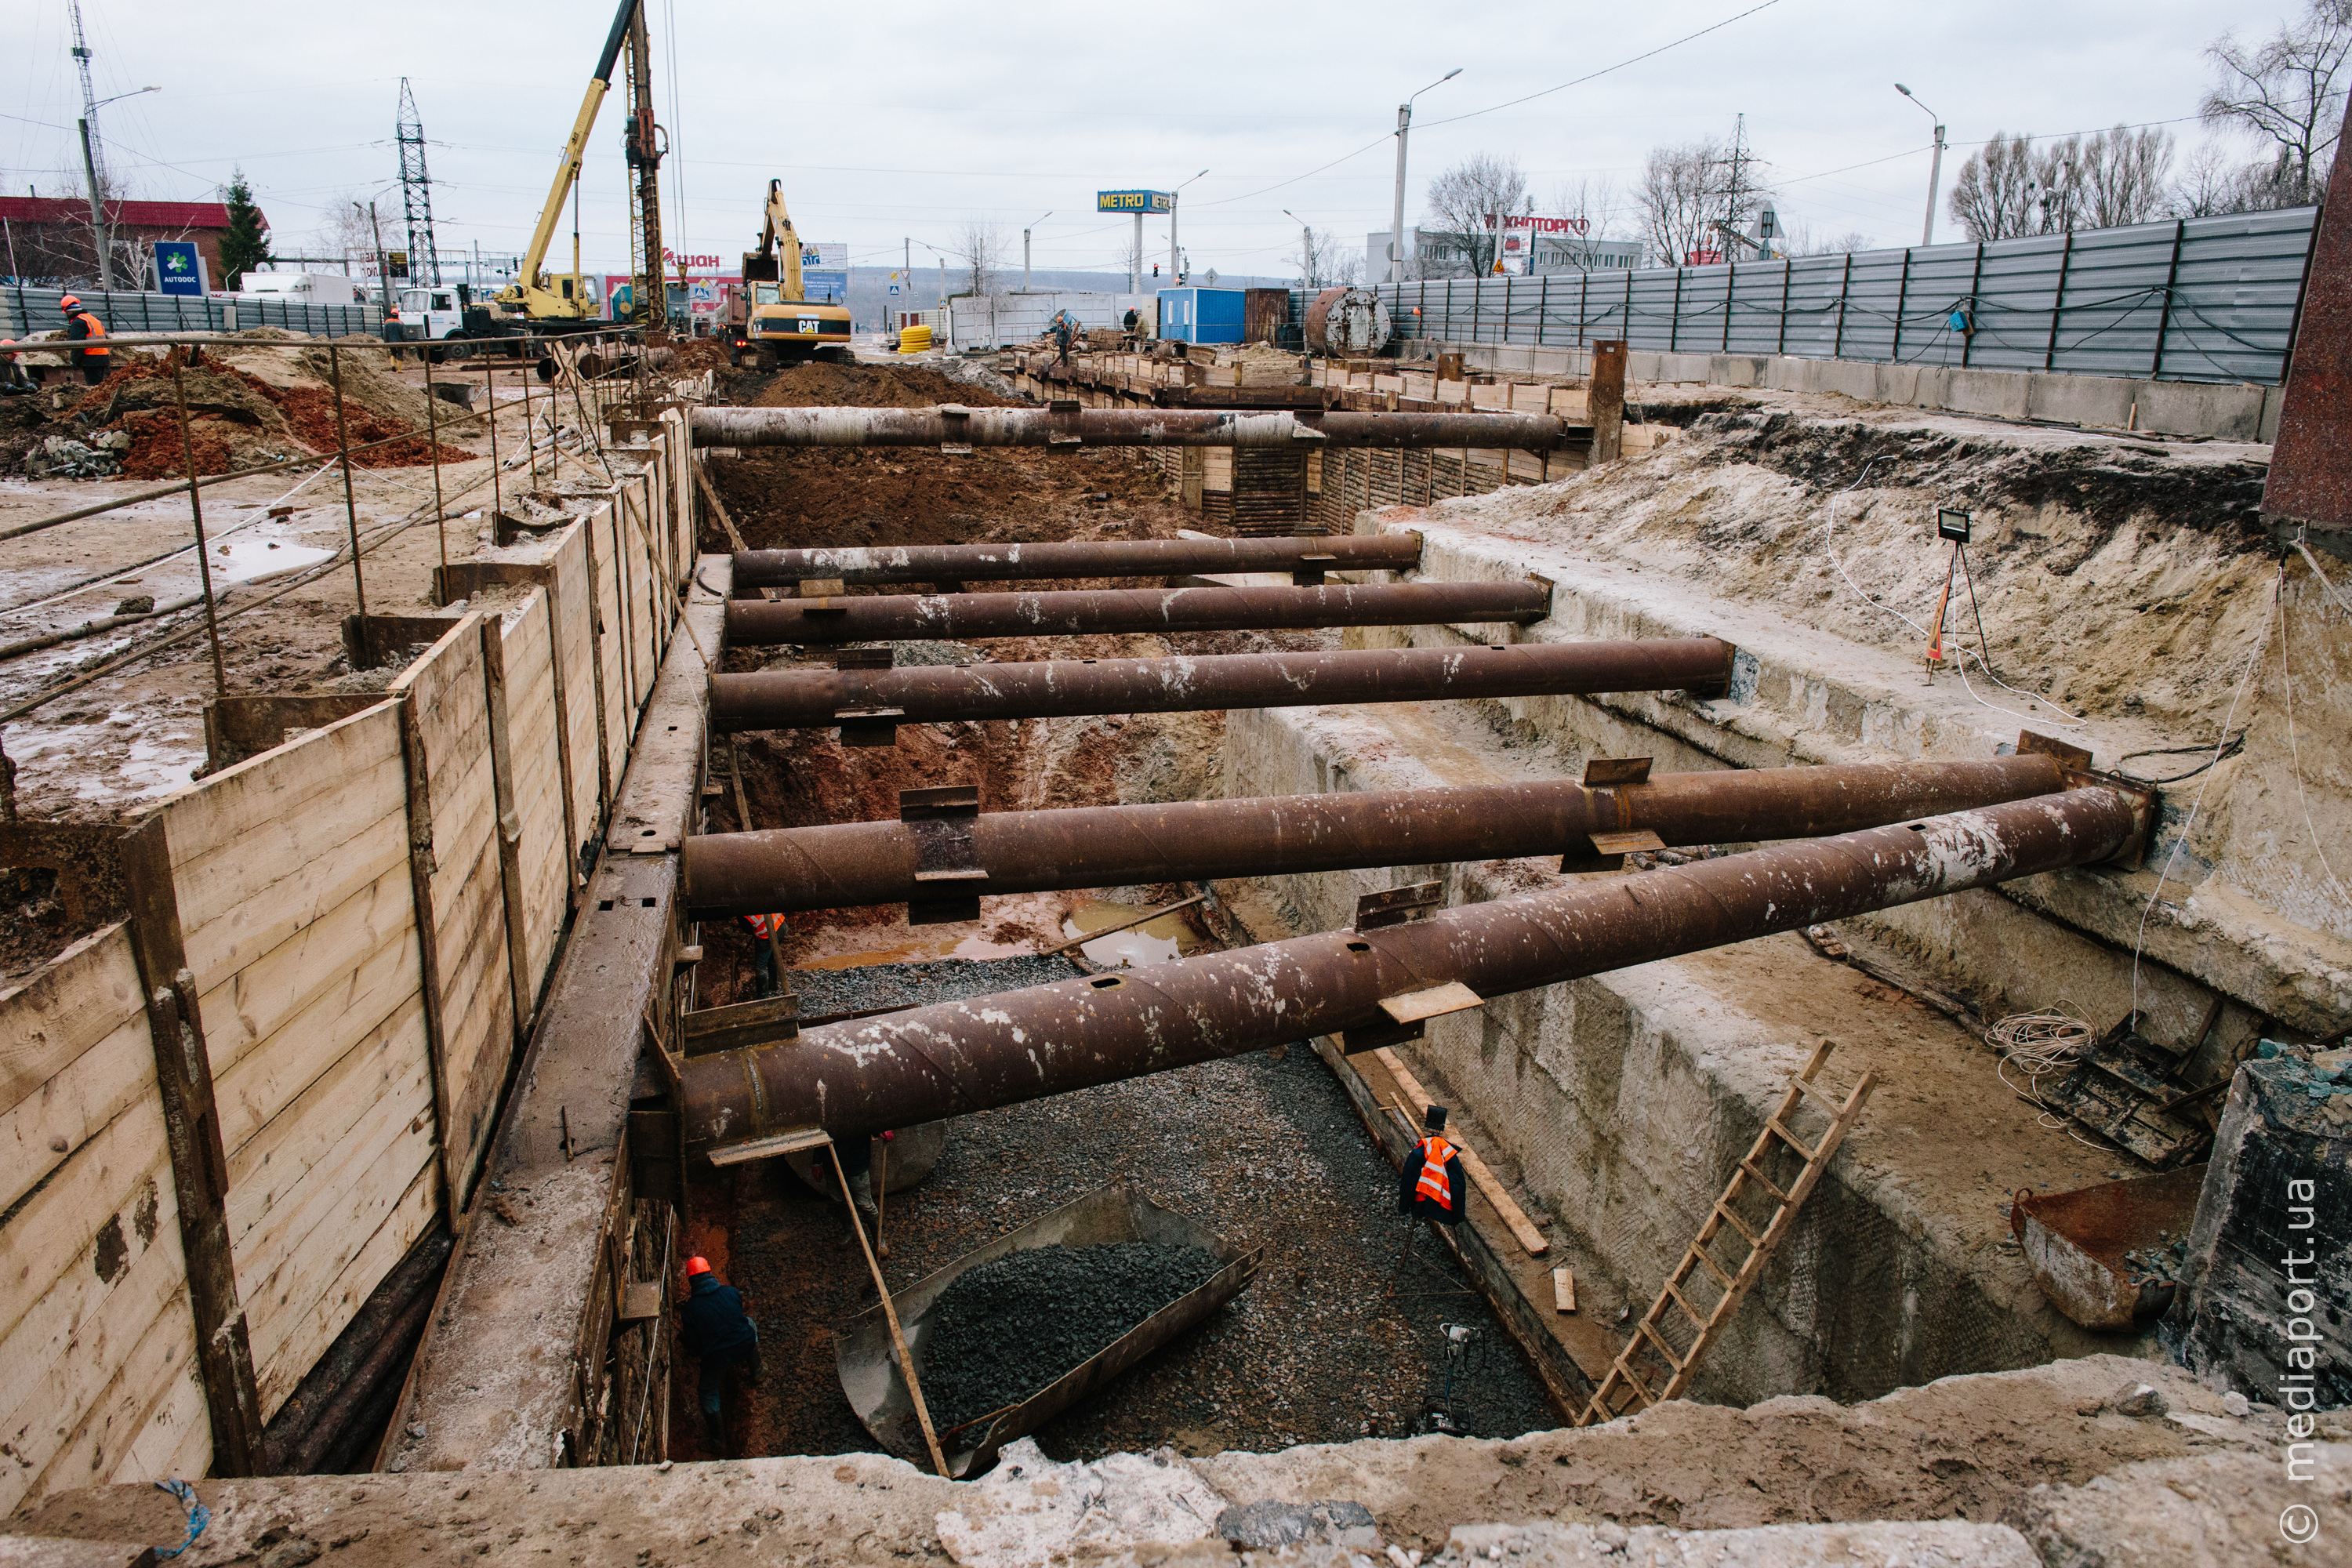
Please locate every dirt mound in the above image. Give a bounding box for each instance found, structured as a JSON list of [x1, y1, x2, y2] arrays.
[[66, 347, 466, 478], [215, 335, 438, 429], [748, 360, 1024, 410], [658, 337, 731, 373]]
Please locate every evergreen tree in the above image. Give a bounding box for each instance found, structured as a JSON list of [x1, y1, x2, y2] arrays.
[[218, 171, 270, 289]]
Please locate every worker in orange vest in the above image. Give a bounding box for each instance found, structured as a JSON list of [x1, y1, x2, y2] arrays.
[[742, 911, 784, 997], [1397, 1104, 1468, 1225], [60, 294, 109, 385]]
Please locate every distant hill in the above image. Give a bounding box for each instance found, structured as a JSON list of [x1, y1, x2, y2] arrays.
[[845, 267, 1298, 332]]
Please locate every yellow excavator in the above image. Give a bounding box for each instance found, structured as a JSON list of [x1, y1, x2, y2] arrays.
[[723, 179, 853, 368]]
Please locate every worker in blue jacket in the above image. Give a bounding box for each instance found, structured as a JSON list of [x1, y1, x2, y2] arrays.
[[678, 1256, 760, 1454]]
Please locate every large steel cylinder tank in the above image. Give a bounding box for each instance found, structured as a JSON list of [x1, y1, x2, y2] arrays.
[[1303, 287, 1392, 356]]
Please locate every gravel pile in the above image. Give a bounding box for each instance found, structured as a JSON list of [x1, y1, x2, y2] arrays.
[[794, 955, 1084, 1021], [920, 1242, 1220, 1432]]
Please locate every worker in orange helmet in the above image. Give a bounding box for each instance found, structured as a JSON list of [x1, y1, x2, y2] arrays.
[[742, 911, 785, 997], [677, 1256, 760, 1454], [1397, 1103, 1468, 1225], [60, 294, 110, 385]]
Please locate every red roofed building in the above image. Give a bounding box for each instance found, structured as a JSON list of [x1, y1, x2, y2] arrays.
[[0, 197, 266, 289]]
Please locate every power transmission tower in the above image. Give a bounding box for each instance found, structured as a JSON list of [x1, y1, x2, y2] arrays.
[[67, 1, 108, 198], [1713, 114, 1763, 247], [396, 78, 442, 287]]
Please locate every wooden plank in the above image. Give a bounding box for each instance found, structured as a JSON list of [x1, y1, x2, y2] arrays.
[[494, 593, 567, 994], [681, 994, 798, 1058], [1554, 1268, 1576, 1314], [20, 1275, 200, 1508], [1377, 981, 1484, 1027], [0, 922, 147, 1120], [0, 1178, 187, 1515], [0, 927, 150, 1215], [151, 700, 401, 871], [201, 862, 421, 1156], [1370, 1047, 1550, 1258], [222, 989, 432, 1244], [250, 1149, 437, 1418]]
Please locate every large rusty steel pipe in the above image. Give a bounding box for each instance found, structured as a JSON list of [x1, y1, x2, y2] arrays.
[[733, 535, 1423, 586], [683, 786, 2147, 1151], [725, 581, 1549, 646], [711, 637, 1736, 734], [682, 755, 2074, 917], [691, 405, 1577, 450]]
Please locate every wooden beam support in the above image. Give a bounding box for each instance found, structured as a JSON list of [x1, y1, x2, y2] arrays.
[[118, 815, 264, 1475]]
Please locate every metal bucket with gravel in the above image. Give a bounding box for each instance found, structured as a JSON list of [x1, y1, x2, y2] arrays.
[[837, 1181, 1260, 1476]]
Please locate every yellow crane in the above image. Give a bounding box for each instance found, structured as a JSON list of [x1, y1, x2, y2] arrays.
[[465, 0, 648, 336], [724, 179, 853, 368]]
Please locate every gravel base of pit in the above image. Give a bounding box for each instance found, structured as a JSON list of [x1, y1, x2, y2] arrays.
[[918, 1242, 1221, 1432], [792, 954, 1086, 1020], [723, 957, 1559, 1465]]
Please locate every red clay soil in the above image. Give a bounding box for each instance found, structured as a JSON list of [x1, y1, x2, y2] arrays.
[[75, 348, 468, 477]]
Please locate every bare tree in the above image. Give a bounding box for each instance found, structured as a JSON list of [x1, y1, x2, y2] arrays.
[[1292, 227, 1361, 288], [1544, 176, 1632, 268], [954, 217, 1006, 297], [1424, 153, 1528, 277], [1780, 220, 1876, 256], [1947, 133, 2041, 240], [2203, 0, 2352, 207], [2172, 140, 2259, 216], [310, 194, 379, 275], [1636, 140, 1719, 265], [2077, 125, 2178, 228]]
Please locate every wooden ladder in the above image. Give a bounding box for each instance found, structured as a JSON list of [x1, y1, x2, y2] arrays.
[[1575, 1040, 1876, 1426]]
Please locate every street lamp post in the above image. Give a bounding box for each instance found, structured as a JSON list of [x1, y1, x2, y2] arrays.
[[76, 85, 158, 292], [1170, 169, 1207, 286], [1388, 69, 1461, 285], [358, 200, 394, 320], [1283, 208, 1313, 286], [1896, 83, 1946, 248], [1023, 210, 1051, 293]]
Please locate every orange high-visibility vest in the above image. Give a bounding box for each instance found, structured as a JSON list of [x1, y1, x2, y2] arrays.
[[743, 913, 781, 939], [72, 312, 108, 355], [1414, 1135, 1457, 1209]]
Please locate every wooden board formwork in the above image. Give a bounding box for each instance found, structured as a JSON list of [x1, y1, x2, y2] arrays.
[[543, 524, 608, 874], [495, 587, 571, 996], [391, 615, 516, 1211], [0, 1018, 197, 1522], [586, 501, 635, 800], [617, 477, 662, 711], [1, 923, 151, 1218]]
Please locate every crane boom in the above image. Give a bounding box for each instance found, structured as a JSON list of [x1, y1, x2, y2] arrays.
[[514, 0, 639, 305]]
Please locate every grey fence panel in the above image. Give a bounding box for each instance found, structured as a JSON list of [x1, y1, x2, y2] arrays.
[[1354, 207, 2314, 385], [0, 284, 383, 340]]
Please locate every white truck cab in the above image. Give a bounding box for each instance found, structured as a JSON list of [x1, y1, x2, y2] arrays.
[[397, 286, 465, 344]]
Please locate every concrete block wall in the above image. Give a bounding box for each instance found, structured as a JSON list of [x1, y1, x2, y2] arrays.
[[1402, 339, 2283, 441]]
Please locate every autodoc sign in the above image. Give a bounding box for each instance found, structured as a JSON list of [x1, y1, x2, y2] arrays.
[[153, 240, 208, 297], [1097, 190, 1172, 213]]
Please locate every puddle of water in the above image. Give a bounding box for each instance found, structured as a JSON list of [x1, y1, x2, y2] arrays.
[[1062, 900, 1207, 968], [209, 537, 333, 583], [799, 931, 1038, 971]]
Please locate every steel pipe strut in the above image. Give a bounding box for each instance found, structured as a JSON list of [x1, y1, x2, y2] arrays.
[[682, 786, 2147, 1152], [710, 637, 1736, 734], [725, 581, 1549, 646], [680, 755, 2073, 918], [691, 405, 1578, 451], [732, 535, 1423, 586]]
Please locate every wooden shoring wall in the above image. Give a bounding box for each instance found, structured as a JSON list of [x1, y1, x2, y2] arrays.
[[0, 401, 698, 1518]]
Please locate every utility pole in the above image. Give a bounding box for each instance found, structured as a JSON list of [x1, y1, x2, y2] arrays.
[[1023, 210, 1051, 293], [1171, 169, 1206, 286], [359, 201, 394, 318], [1388, 70, 1461, 285], [1711, 114, 1761, 256], [1896, 85, 1946, 247], [1284, 209, 1312, 287], [76, 118, 109, 292]]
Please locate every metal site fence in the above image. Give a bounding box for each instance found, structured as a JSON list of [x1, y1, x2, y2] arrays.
[[1287, 206, 2317, 387], [0, 282, 383, 339]]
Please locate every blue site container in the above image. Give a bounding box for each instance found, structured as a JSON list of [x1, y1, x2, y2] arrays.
[[1156, 286, 1247, 344]]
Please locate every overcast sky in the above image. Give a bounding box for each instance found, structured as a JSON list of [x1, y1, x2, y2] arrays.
[[5, 0, 2306, 282]]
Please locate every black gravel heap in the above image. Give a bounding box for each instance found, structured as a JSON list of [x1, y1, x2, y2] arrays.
[[918, 1242, 1221, 1432], [793, 956, 1084, 1022]]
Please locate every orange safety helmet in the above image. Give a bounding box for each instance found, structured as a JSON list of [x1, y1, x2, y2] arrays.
[[60, 295, 82, 310], [685, 1255, 712, 1277]]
